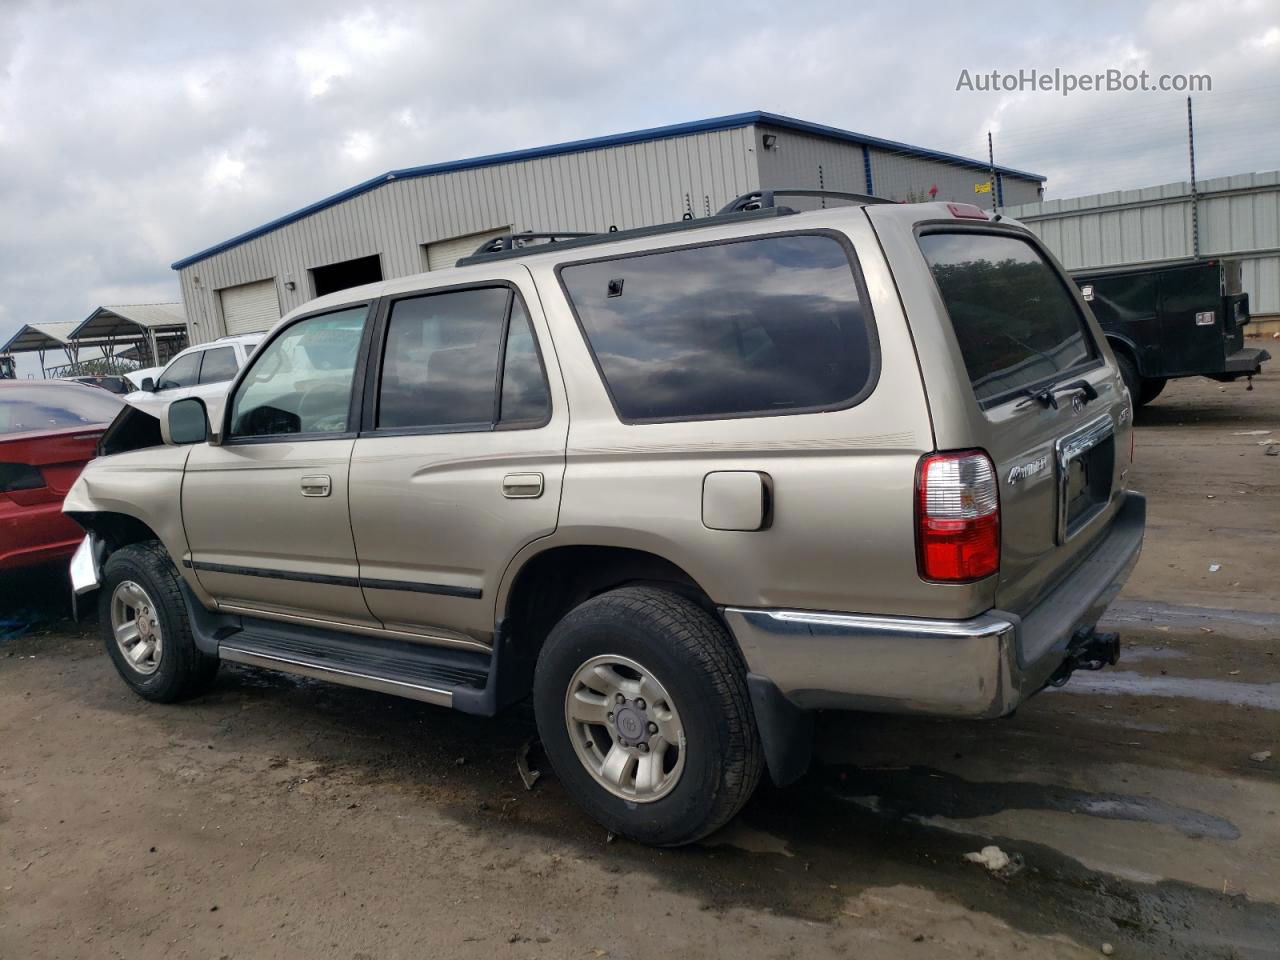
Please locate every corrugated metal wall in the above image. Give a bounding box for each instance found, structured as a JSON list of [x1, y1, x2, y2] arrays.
[[754, 126, 871, 196], [1006, 171, 1280, 316], [179, 127, 759, 342], [752, 124, 1043, 210]]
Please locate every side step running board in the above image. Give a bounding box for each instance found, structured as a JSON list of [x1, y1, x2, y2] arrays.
[[218, 624, 491, 710]]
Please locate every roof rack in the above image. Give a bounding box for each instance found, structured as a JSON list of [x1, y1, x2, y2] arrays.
[[469, 231, 599, 258], [453, 187, 886, 268], [717, 188, 890, 214], [456, 206, 796, 268]]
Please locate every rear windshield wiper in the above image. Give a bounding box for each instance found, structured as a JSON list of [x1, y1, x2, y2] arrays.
[[1017, 379, 1098, 410]]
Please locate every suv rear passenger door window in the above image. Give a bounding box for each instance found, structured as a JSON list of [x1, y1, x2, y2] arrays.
[[376, 286, 550, 431], [498, 300, 551, 426], [559, 233, 876, 422], [197, 346, 238, 385]]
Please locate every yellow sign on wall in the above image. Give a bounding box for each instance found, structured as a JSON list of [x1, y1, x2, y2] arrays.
[[974, 182, 993, 194]]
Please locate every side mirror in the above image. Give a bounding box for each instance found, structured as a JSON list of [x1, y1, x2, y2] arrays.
[[163, 397, 210, 446], [141, 377, 156, 392]]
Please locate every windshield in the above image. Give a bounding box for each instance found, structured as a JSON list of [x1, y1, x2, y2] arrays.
[[0, 383, 123, 435], [919, 232, 1097, 406]]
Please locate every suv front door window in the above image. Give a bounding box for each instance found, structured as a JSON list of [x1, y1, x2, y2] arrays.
[[229, 307, 368, 438], [156, 351, 201, 391]]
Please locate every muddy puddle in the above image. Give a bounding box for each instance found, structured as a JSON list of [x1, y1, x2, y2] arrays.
[[1058, 671, 1280, 710]]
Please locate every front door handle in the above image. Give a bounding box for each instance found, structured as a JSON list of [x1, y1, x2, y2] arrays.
[[300, 475, 331, 497], [502, 473, 544, 499]]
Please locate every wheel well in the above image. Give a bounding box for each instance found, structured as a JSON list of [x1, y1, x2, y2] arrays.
[[503, 546, 716, 655], [68, 511, 161, 554], [1106, 335, 1137, 366]]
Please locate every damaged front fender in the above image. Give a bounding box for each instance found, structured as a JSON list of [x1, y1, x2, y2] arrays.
[[61, 415, 208, 609]]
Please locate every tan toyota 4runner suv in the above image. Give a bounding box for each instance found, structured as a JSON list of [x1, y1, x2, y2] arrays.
[[65, 190, 1144, 846]]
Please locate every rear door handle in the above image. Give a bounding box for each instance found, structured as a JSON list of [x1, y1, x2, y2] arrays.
[[502, 473, 544, 499], [300, 475, 331, 497]]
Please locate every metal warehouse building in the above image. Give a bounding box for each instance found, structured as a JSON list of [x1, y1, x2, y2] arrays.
[[173, 111, 1045, 342]]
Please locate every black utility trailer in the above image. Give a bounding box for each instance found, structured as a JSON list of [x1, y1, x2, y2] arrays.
[[1072, 258, 1269, 406]]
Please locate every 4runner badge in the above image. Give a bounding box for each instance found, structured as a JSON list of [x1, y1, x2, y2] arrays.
[[1008, 455, 1049, 484]]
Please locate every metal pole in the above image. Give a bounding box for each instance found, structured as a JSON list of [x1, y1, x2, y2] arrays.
[[1188, 96, 1200, 260], [987, 131, 998, 213]]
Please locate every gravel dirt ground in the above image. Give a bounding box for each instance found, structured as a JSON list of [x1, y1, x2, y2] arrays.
[[2, 372, 1278, 960]]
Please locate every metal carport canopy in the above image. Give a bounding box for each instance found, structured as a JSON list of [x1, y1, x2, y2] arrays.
[[0, 321, 109, 354], [68, 303, 186, 341]]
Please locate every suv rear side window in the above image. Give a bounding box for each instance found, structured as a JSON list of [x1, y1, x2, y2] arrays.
[[919, 232, 1097, 406], [560, 234, 875, 422]]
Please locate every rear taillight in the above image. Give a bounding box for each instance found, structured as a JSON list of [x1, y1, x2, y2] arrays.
[[0, 462, 46, 494], [916, 450, 1000, 582]]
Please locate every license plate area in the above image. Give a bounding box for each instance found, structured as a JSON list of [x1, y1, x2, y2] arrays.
[[1056, 414, 1115, 543]]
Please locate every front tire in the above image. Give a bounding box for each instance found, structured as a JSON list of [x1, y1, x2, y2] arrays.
[[100, 541, 218, 702], [533, 586, 764, 846]]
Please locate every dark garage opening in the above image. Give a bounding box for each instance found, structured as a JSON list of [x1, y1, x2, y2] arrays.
[[310, 254, 384, 297]]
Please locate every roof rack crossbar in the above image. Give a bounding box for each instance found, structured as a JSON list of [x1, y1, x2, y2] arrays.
[[718, 188, 891, 215]]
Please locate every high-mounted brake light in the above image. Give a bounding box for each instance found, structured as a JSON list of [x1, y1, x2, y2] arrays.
[[915, 450, 1000, 582], [946, 203, 989, 220]]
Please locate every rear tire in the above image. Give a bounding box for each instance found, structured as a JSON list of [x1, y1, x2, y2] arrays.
[[100, 541, 219, 702], [1138, 377, 1167, 406], [533, 586, 764, 846]]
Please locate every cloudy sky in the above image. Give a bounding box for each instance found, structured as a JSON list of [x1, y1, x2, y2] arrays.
[[1, 0, 1277, 372]]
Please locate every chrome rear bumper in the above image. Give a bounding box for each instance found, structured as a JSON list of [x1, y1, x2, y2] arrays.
[[724, 491, 1146, 719]]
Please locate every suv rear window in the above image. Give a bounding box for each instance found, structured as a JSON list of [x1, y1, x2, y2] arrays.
[[560, 234, 875, 422], [919, 232, 1096, 406]]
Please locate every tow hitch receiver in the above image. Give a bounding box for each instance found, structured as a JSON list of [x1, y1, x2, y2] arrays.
[[1049, 628, 1120, 687]]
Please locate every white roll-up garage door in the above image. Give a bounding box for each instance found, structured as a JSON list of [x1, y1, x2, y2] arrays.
[[219, 279, 281, 335], [424, 227, 511, 271]]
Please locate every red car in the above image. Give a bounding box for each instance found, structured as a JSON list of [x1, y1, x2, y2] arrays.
[[1, 380, 123, 572]]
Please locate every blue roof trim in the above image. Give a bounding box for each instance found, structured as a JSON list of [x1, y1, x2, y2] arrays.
[[171, 111, 1045, 270]]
